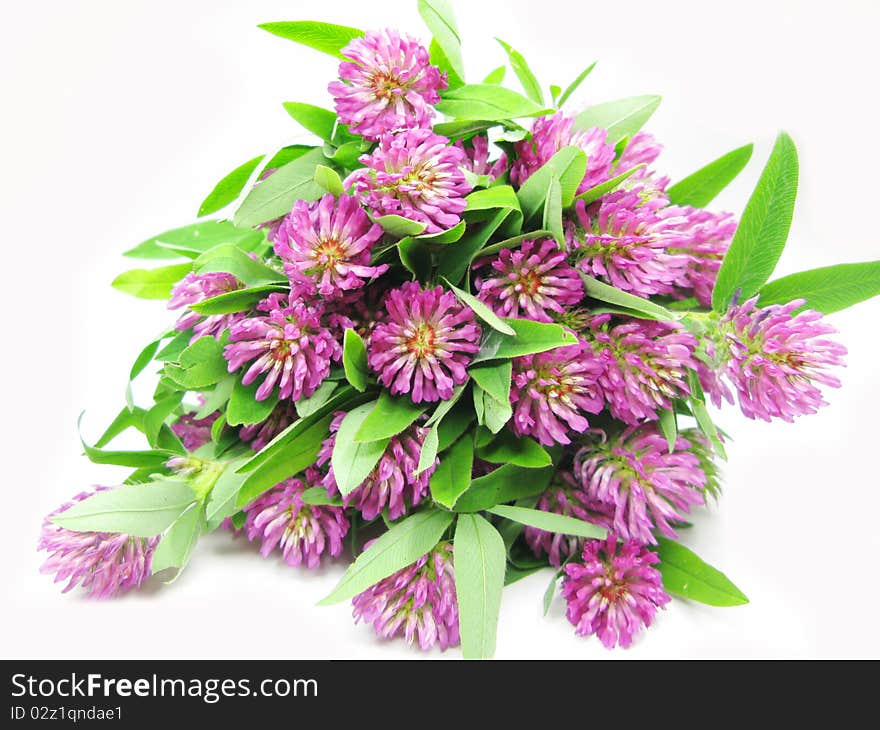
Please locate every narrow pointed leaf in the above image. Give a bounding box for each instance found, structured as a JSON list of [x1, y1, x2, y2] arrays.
[[258, 21, 364, 58], [667, 144, 753, 208], [454, 514, 506, 659], [712, 132, 799, 311], [758, 261, 880, 314], [319, 510, 454, 604], [656, 538, 748, 606], [198, 155, 264, 217]]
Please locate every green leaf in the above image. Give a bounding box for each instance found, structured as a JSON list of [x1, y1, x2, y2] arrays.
[[95, 406, 145, 448], [507, 563, 545, 585], [112, 263, 192, 300], [691, 398, 726, 460], [469, 360, 512, 404], [319, 510, 454, 604], [464, 185, 523, 232], [429, 39, 464, 90], [542, 569, 562, 614], [438, 210, 510, 284], [233, 148, 327, 228], [258, 20, 364, 58], [479, 389, 512, 434], [266, 145, 315, 169], [354, 392, 427, 443], [712, 132, 799, 311], [417, 220, 467, 244], [573, 95, 661, 145], [198, 155, 264, 218], [124, 221, 262, 260], [397, 237, 432, 280], [296, 380, 338, 418], [656, 538, 748, 606], [474, 318, 577, 362], [444, 279, 515, 335], [454, 514, 506, 659], [152, 503, 203, 576], [482, 66, 506, 84], [198, 155, 265, 217], [323, 140, 362, 168], [574, 164, 643, 205], [143, 394, 182, 447], [342, 329, 369, 392], [193, 245, 284, 287], [205, 461, 248, 530], [130, 338, 163, 381], [282, 102, 337, 141], [479, 230, 553, 257], [758, 261, 880, 314], [478, 431, 550, 468], [235, 414, 332, 507], [437, 404, 473, 451], [488, 504, 606, 539], [314, 164, 344, 196], [436, 84, 548, 121], [495, 38, 543, 104], [433, 120, 497, 139], [557, 61, 597, 107], [164, 336, 229, 389], [226, 379, 279, 426], [238, 386, 363, 473], [667, 144, 754, 208], [429, 435, 474, 508], [658, 408, 678, 453], [416, 426, 440, 476], [516, 146, 587, 221], [454, 464, 554, 512], [189, 285, 285, 315], [373, 214, 427, 237], [542, 173, 564, 246], [332, 403, 390, 496], [155, 330, 191, 362], [80, 414, 175, 468], [50, 480, 197, 536], [300, 486, 343, 506], [418, 0, 465, 82], [579, 273, 678, 321]]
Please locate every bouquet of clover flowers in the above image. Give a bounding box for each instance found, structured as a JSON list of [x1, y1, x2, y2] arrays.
[[39, 1, 880, 658]]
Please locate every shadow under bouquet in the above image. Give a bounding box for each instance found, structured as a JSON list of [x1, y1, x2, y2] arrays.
[[40, 1, 880, 657]]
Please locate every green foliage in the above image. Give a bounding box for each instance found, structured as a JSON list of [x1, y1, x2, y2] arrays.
[[50, 479, 197, 537], [342, 329, 369, 391], [319, 509, 454, 604], [258, 21, 364, 58], [656, 538, 749, 606], [112, 263, 192, 300], [454, 514, 506, 659], [474, 318, 577, 361], [495, 38, 543, 104], [556, 61, 597, 107], [282, 102, 337, 141], [667, 144, 753, 208], [354, 392, 427, 443], [234, 148, 328, 228], [712, 132, 799, 311], [198, 155, 265, 217], [573, 95, 661, 145], [758, 261, 880, 314], [419, 0, 465, 82], [331, 403, 390, 496], [436, 84, 549, 121], [429, 434, 474, 508]]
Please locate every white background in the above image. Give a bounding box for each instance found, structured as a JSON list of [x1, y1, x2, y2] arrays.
[[2, 0, 878, 659]]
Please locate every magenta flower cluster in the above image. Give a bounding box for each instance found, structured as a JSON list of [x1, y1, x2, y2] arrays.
[[41, 11, 866, 659]]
